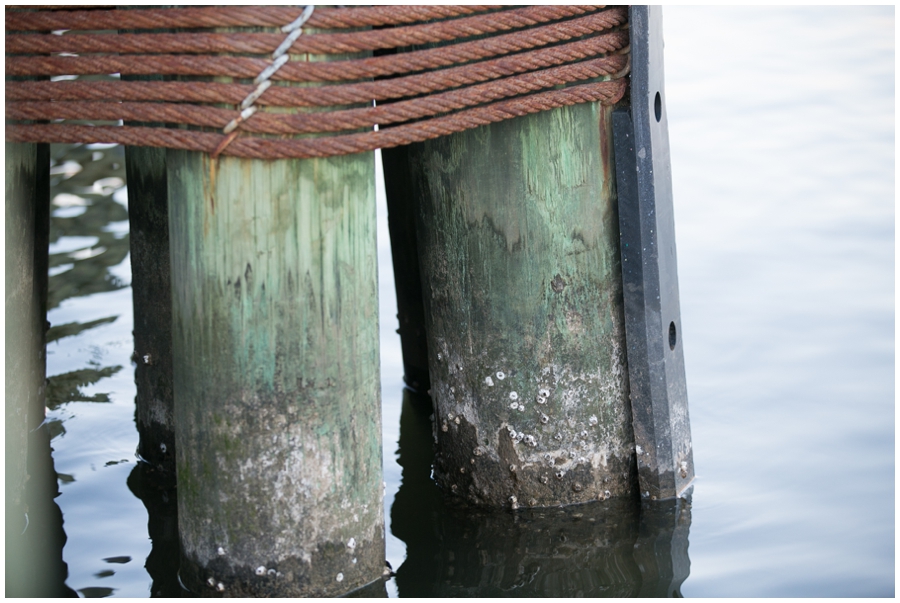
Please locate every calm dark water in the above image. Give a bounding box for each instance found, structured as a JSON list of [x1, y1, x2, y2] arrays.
[[28, 6, 894, 598]]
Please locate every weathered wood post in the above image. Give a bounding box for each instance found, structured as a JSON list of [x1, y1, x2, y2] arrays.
[[382, 145, 431, 394], [125, 145, 175, 479], [5, 141, 51, 595], [403, 100, 636, 508], [5, 142, 40, 540], [150, 9, 388, 594], [167, 147, 384, 595], [120, 8, 176, 477]]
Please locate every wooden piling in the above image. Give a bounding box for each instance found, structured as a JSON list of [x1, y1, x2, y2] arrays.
[[125, 146, 175, 479], [382, 146, 431, 394], [405, 102, 636, 508], [5, 141, 50, 594], [167, 149, 384, 596], [33, 143, 51, 364]]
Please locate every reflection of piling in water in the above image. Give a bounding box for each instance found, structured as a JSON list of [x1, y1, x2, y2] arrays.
[[390, 390, 445, 548], [126, 463, 182, 597], [125, 146, 175, 481], [635, 497, 692, 597], [405, 502, 643, 597], [392, 388, 691, 597]]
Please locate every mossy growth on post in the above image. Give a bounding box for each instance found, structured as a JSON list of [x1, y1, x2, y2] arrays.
[[406, 101, 637, 508], [167, 148, 384, 596]]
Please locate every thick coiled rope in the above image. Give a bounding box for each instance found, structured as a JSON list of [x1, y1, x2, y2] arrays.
[[5, 5, 631, 160]]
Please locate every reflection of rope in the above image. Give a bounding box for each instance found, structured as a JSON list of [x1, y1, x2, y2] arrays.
[[5, 5, 631, 160]]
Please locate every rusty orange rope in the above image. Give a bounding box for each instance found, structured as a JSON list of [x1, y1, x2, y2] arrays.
[[5, 5, 501, 32], [6, 55, 629, 135], [5, 5, 631, 160], [6, 32, 629, 108], [7, 80, 627, 159], [6, 6, 609, 55], [6, 9, 627, 80], [8, 31, 629, 90]]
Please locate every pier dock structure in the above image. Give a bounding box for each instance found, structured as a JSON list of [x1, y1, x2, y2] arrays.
[[5, 6, 692, 596]]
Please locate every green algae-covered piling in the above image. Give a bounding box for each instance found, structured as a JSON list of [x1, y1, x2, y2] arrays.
[[162, 14, 386, 595], [5, 142, 51, 594], [405, 102, 636, 508], [167, 149, 384, 596], [125, 146, 175, 479]]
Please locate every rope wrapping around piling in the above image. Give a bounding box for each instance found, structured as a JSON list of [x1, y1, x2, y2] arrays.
[[5, 4, 631, 160], [6, 5, 502, 32]]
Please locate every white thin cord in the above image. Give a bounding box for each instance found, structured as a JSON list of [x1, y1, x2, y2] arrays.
[[239, 80, 271, 111], [253, 54, 289, 86], [273, 28, 304, 60], [222, 5, 314, 136], [223, 106, 258, 134], [281, 5, 315, 34]]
